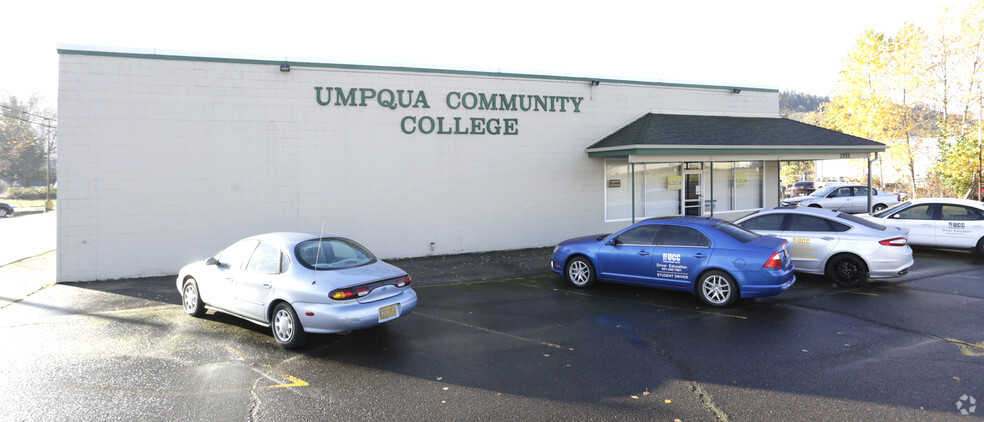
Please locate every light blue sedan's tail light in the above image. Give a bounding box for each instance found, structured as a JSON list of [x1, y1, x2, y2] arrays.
[[330, 276, 412, 300]]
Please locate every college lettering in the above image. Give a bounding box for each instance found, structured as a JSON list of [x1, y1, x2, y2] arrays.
[[314, 86, 585, 135]]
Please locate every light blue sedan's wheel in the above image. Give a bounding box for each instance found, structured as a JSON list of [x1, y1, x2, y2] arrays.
[[697, 270, 737, 307], [182, 278, 205, 317], [565, 256, 596, 288], [272, 303, 306, 349]]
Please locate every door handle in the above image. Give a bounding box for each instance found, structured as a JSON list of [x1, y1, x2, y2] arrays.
[[225, 278, 234, 283], [638, 250, 651, 256], [821, 236, 834, 241], [694, 253, 708, 259], [262, 283, 272, 289]]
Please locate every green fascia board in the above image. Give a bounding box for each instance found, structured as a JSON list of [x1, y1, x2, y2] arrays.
[[587, 147, 884, 157], [56, 48, 777, 93]]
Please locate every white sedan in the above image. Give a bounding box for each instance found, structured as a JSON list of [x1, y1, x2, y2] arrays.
[[177, 232, 417, 348], [735, 206, 914, 287], [861, 198, 984, 255]]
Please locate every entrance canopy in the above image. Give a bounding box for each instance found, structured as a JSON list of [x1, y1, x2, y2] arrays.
[[586, 113, 885, 162]]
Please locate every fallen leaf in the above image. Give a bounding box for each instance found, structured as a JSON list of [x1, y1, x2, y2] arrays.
[[664, 399, 672, 404], [631, 395, 639, 399], [954, 376, 961, 381]]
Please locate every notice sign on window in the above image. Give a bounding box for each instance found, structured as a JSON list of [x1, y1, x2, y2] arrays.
[[736, 173, 748, 188], [668, 176, 682, 191], [608, 179, 621, 188]]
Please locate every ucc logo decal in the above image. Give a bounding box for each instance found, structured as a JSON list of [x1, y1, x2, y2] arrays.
[[662, 253, 681, 263]]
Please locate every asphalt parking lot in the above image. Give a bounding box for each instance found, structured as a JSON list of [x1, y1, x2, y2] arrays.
[[1, 244, 982, 421]]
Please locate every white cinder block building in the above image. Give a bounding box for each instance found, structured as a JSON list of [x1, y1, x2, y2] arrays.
[[57, 46, 884, 282]]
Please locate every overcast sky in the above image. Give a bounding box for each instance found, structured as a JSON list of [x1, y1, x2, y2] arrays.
[[2, 0, 977, 111]]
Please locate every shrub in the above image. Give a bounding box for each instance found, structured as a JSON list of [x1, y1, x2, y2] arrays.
[[2, 186, 56, 200]]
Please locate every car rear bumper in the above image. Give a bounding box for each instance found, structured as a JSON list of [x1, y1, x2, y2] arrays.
[[293, 288, 417, 334], [740, 271, 796, 298], [867, 249, 915, 279]]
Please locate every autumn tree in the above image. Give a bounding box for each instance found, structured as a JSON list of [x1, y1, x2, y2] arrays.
[[0, 96, 55, 188]]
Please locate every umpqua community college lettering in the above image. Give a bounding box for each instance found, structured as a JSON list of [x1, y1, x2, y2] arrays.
[[314, 86, 584, 135]]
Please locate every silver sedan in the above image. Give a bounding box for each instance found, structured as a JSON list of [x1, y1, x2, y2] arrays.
[[735, 207, 914, 287], [177, 232, 417, 348]]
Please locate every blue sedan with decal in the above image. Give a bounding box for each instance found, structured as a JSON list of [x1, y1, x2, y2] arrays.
[[550, 217, 795, 307]]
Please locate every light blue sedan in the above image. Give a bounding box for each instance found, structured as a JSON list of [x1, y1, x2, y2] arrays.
[[177, 232, 417, 348]]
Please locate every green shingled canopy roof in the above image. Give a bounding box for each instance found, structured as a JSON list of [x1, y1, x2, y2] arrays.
[[587, 114, 885, 156]]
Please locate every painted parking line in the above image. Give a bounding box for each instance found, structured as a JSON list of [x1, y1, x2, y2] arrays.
[[413, 311, 572, 350]]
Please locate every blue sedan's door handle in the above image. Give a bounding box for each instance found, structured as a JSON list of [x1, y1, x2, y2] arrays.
[[638, 250, 651, 256], [694, 253, 708, 259]]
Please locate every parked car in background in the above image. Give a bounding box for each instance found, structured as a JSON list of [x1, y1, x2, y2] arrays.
[[781, 184, 902, 213], [0, 203, 12, 217], [735, 207, 913, 287], [177, 232, 417, 348], [551, 216, 795, 307], [787, 181, 817, 197], [860, 198, 984, 256]]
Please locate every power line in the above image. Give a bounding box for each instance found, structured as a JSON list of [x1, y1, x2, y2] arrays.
[[0, 108, 57, 129], [0, 104, 56, 122]]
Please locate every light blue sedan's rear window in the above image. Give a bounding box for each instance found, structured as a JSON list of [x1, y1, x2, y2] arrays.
[[295, 238, 377, 270]]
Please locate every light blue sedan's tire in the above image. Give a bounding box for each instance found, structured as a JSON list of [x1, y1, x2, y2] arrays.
[[565, 256, 596, 288], [872, 203, 888, 212], [182, 278, 206, 317], [272, 303, 307, 349], [697, 270, 738, 307]]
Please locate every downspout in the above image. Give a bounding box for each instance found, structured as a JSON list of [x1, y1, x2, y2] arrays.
[[868, 152, 879, 212], [709, 164, 714, 218], [631, 163, 636, 223]]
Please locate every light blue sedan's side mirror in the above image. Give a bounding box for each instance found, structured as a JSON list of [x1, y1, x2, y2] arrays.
[[205, 257, 218, 266]]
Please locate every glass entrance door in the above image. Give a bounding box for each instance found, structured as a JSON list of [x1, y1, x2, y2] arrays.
[[683, 172, 702, 216]]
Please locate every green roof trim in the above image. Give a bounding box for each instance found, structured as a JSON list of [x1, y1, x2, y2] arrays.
[[56, 48, 777, 93]]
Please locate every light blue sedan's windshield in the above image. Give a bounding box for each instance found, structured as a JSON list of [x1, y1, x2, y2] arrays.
[[295, 238, 376, 270]]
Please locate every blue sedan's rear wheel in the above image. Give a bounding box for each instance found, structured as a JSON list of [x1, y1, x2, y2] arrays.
[[565, 256, 596, 288], [697, 270, 738, 307], [272, 303, 307, 349]]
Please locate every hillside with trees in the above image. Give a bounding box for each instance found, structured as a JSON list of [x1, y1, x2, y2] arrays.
[[781, 1, 984, 200]]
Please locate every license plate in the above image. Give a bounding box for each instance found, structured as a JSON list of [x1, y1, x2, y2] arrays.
[[378, 304, 398, 321]]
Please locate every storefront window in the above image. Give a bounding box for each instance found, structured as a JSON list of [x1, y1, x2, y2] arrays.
[[605, 159, 763, 221], [733, 161, 763, 211], [605, 161, 632, 221]]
